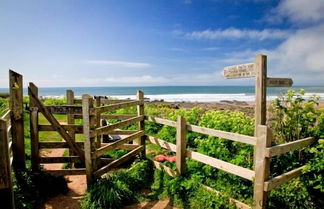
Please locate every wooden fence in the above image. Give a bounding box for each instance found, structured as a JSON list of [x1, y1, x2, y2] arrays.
[[82, 91, 146, 185], [145, 116, 316, 209], [0, 110, 15, 209]]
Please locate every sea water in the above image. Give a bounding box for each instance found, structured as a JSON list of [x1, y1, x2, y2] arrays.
[[1, 86, 324, 102]]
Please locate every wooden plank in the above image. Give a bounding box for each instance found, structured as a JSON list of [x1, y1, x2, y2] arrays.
[[95, 116, 144, 135], [253, 125, 272, 209], [93, 131, 144, 158], [266, 77, 293, 87], [1, 110, 11, 120], [29, 85, 85, 162], [44, 168, 86, 176], [265, 137, 315, 157], [100, 99, 134, 104], [101, 114, 136, 120], [82, 94, 94, 185], [147, 136, 177, 152], [0, 119, 10, 189], [67, 90, 76, 159], [136, 90, 146, 157], [104, 130, 138, 135], [40, 156, 81, 163], [30, 107, 40, 171], [187, 124, 256, 145], [94, 145, 144, 178], [186, 149, 255, 181], [0, 118, 15, 209], [145, 116, 177, 127], [152, 160, 178, 177], [73, 99, 82, 104], [38, 124, 83, 133], [93, 100, 142, 114], [100, 158, 114, 164], [45, 105, 84, 115], [202, 185, 251, 209], [0, 93, 10, 98], [223, 63, 255, 79], [10, 70, 25, 169], [263, 165, 306, 192], [176, 116, 186, 175], [39, 141, 84, 149]]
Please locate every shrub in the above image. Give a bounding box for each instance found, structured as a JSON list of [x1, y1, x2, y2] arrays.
[[81, 160, 153, 209]]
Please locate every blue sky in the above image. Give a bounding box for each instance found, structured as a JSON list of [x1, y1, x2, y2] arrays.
[[1, 0, 324, 87]]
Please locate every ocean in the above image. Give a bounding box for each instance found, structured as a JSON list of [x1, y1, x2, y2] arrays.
[[1, 86, 324, 102]]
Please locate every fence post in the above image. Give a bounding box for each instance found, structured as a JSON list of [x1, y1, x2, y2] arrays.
[[9, 70, 25, 169], [253, 125, 272, 209], [136, 90, 146, 157], [83, 94, 97, 185], [30, 107, 40, 171], [176, 116, 186, 175], [95, 96, 102, 148], [29, 83, 40, 171], [67, 90, 75, 160], [0, 119, 15, 209]]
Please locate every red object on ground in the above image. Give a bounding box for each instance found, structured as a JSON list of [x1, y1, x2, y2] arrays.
[[166, 156, 176, 162], [155, 155, 167, 162]]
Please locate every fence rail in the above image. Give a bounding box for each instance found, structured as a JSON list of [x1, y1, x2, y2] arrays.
[[145, 115, 316, 209]]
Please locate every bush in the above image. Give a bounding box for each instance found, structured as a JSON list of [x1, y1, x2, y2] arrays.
[[81, 160, 153, 209]]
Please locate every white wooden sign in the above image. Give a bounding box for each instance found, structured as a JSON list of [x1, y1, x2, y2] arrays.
[[223, 63, 255, 79], [266, 77, 293, 87]]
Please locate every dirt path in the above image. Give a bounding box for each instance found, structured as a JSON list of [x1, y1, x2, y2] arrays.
[[40, 148, 177, 209], [40, 148, 86, 209]]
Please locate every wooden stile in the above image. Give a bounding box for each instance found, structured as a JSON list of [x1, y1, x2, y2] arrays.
[[29, 83, 85, 162]]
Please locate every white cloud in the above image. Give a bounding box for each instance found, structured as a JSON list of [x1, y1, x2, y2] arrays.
[[104, 75, 168, 85], [274, 0, 324, 23], [274, 24, 324, 72], [184, 28, 291, 40], [85, 60, 152, 68], [201, 47, 219, 51]]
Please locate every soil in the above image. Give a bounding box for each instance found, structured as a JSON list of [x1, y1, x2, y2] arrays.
[[40, 148, 176, 209], [40, 148, 86, 209]]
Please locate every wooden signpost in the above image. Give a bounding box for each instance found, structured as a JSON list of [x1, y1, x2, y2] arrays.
[[222, 54, 293, 129], [222, 54, 293, 209]]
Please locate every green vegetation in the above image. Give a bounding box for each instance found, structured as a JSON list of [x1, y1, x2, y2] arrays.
[[2, 90, 323, 208], [81, 160, 153, 209]]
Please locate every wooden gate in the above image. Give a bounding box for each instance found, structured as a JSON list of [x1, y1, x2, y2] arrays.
[[28, 83, 86, 175], [82, 91, 146, 184], [0, 110, 15, 209]]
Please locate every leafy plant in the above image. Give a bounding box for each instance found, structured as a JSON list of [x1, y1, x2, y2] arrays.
[[270, 89, 319, 143]]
